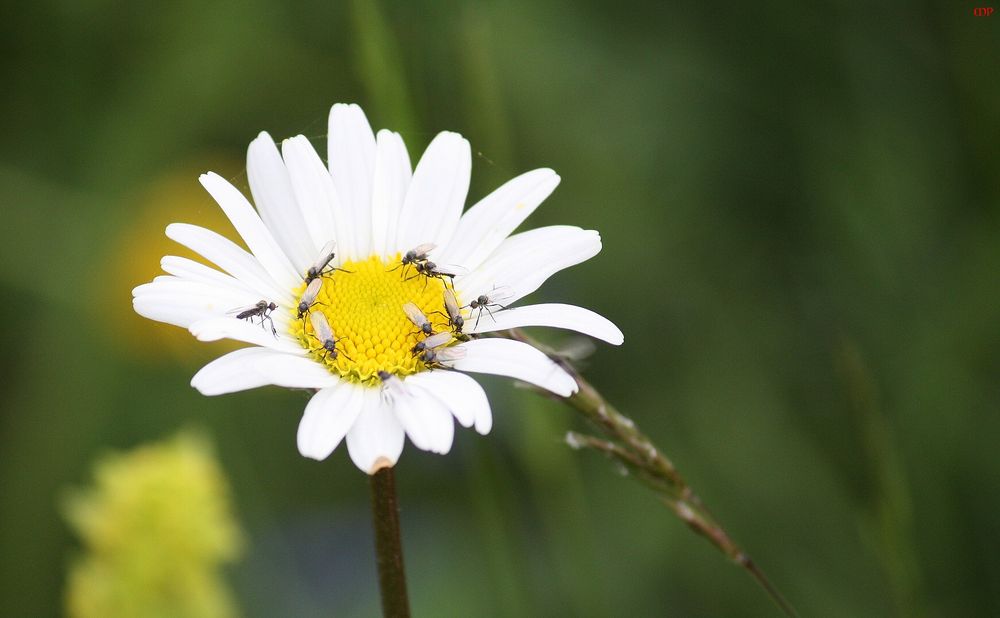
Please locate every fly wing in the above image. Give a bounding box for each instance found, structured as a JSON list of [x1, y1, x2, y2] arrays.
[[433, 347, 467, 363], [311, 240, 338, 272], [300, 277, 323, 304], [429, 263, 469, 278], [226, 301, 262, 317], [402, 302, 428, 327], [443, 289, 461, 319], [379, 373, 410, 401], [422, 332, 453, 349], [410, 242, 437, 258], [485, 285, 516, 307], [310, 311, 333, 342], [552, 336, 596, 362]]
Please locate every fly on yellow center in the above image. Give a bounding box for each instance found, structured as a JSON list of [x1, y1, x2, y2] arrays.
[[291, 255, 458, 385]]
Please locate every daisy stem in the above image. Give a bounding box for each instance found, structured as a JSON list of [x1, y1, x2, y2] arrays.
[[504, 328, 798, 618], [369, 468, 410, 618]]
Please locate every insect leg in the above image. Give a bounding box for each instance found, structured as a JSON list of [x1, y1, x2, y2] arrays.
[[337, 348, 354, 363]]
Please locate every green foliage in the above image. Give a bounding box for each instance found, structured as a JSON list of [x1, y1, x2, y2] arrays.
[[0, 0, 997, 616]]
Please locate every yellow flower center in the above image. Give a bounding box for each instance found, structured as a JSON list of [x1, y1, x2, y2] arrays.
[[291, 255, 458, 386]]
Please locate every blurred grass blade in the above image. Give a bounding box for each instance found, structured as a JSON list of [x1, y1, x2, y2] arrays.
[[350, 0, 418, 140], [508, 328, 799, 617]]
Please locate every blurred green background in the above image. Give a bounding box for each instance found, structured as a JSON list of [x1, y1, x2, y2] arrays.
[[2, 0, 998, 616]]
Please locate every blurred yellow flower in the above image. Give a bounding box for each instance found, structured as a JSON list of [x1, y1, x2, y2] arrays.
[[63, 432, 243, 618], [99, 156, 244, 363]]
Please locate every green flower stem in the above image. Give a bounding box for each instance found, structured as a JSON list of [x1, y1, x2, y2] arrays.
[[505, 329, 798, 618], [369, 468, 410, 618]]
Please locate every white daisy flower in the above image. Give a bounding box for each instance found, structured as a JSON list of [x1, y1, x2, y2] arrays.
[[133, 103, 623, 474]]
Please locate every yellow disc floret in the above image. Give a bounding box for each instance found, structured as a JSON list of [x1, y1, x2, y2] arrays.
[[291, 254, 458, 386]]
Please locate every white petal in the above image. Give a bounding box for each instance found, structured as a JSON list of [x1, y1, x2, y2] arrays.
[[451, 338, 578, 397], [191, 348, 335, 396], [199, 172, 300, 288], [133, 294, 293, 333], [279, 133, 355, 264], [406, 371, 492, 434], [437, 168, 559, 271], [247, 132, 314, 272], [191, 348, 279, 395], [297, 381, 365, 460], [457, 226, 601, 306], [160, 256, 255, 293], [133, 277, 257, 306], [327, 103, 376, 259], [188, 317, 305, 354], [133, 296, 207, 329], [371, 129, 412, 259], [253, 352, 340, 387], [394, 132, 471, 254], [393, 384, 455, 455], [132, 278, 271, 328], [347, 388, 406, 474], [281, 136, 338, 255], [466, 303, 623, 345], [165, 223, 293, 305]]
